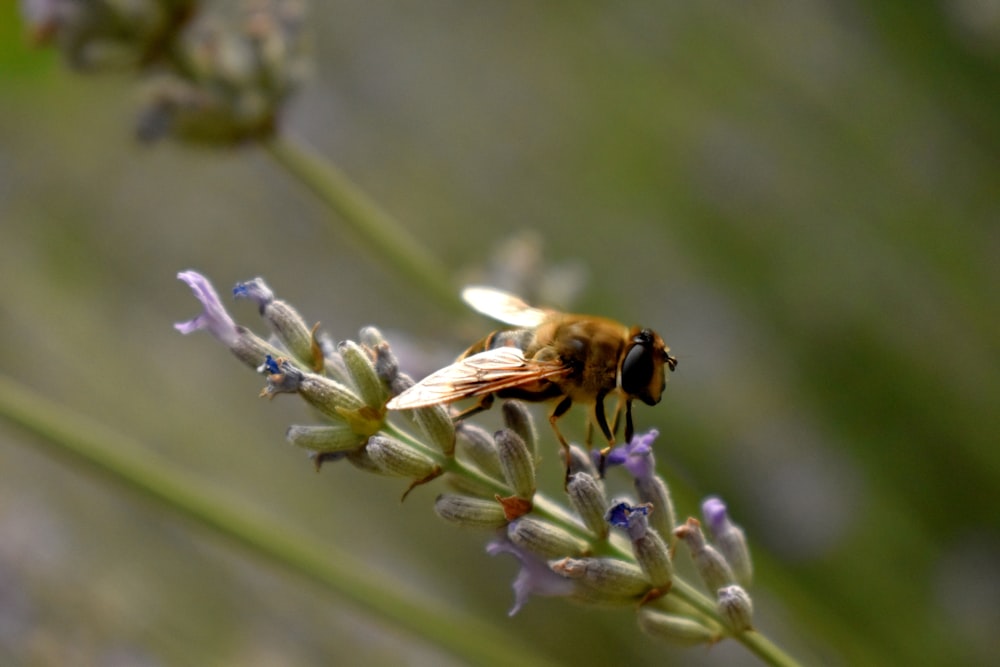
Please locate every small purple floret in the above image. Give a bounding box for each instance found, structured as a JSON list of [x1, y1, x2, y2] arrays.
[[175, 271, 240, 346], [702, 496, 729, 537], [232, 277, 273, 308], [598, 428, 660, 481], [487, 537, 574, 616], [605, 501, 652, 541]]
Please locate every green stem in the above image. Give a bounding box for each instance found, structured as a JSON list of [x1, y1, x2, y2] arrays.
[[0, 374, 557, 667], [262, 135, 464, 316]]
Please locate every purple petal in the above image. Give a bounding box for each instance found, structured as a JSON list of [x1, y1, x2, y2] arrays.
[[232, 277, 274, 308], [175, 271, 240, 346], [487, 538, 574, 616], [701, 496, 729, 537]]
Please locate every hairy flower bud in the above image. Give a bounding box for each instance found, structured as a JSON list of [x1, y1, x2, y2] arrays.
[[550, 557, 651, 606], [365, 435, 438, 480], [637, 475, 678, 546], [566, 444, 601, 479], [566, 473, 610, 540], [607, 502, 673, 591], [414, 404, 456, 456], [286, 424, 366, 454], [638, 609, 719, 646], [702, 496, 753, 587], [502, 400, 538, 463], [339, 340, 388, 409], [717, 585, 754, 633], [260, 357, 381, 434], [494, 429, 535, 501], [434, 494, 508, 529], [674, 518, 735, 594], [507, 517, 588, 560], [456, 423, 504, 481], [234, 277, 323, 372]]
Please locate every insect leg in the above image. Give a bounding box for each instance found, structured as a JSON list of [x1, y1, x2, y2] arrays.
[[594, 391, 617, 478], [624, 398, 635, 445], [609, 394, 625, 438], [453, 393, 496, 423], [593, 392, 614, 443], [549, 395, 574, 487], [598, 399, 636, 478]]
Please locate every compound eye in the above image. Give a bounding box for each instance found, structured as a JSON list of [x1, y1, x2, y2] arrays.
[[621, 333, 656, 404]]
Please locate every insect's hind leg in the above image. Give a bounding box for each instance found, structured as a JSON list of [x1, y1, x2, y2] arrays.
[[453, 394, 496, 423]]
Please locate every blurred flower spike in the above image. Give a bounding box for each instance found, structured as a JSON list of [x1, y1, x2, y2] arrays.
[[22, 0, 310, 145], [175, 270, 775, 658], [21, 0, 197, 70]]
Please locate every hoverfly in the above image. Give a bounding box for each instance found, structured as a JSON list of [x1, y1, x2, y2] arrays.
[[386, 287, 677, 476]]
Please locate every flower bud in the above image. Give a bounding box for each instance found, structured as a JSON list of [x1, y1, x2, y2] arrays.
[[234, 277, 322, 371], [637, 609, 719, 646], [260, 358, 360, 409], [494, 429, 535, 500], [434, 494, 508, 529], [502, 401, 538, 463], [286, 424, 365, 454], [365, 435, 439, 480], [176, 271, 287, 369], [456, 423, 504, 480], [22, 0, 195, 70], [368, 337, 414, 397], [636, 475, 678, 546], [358, 326, 386, 349], [606, 502, 673, 590], [550, 557, 650, 606], [344, 446, 383, 475], [702, 496, 753, 587], [507, 517, 588, 560], [565, 444, 601, 479], [674, 518, 735, 594], [339, 340, 388, 409], [717, 585, 754, 633], [415, 404, 456, 456], [566, 472, 609, 540]]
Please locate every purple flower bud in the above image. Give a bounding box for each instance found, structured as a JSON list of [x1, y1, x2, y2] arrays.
[[175, 271, 240, 346], [702, 497, 729, 535], [233, 277, 274, 310], [702, 496, 753, 587], [605, 501, 651, 540], [598, 428, 659, 482], [487, 538, 574, 616]]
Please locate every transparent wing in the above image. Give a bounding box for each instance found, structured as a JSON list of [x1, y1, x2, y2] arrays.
[[386, 346, 568, 409], [461, 286, 549, 328]]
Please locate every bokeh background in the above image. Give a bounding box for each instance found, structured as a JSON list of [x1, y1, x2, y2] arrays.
[[2, 1, 998, 665]]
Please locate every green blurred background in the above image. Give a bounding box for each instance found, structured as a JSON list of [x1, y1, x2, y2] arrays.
[[1, 2, 998, 665]]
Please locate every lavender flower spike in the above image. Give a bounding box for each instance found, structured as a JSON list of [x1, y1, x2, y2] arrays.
[[175, 271, 240, 346]]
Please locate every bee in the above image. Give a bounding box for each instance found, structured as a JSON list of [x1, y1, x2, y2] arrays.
[[386, 287, 677, 477]]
